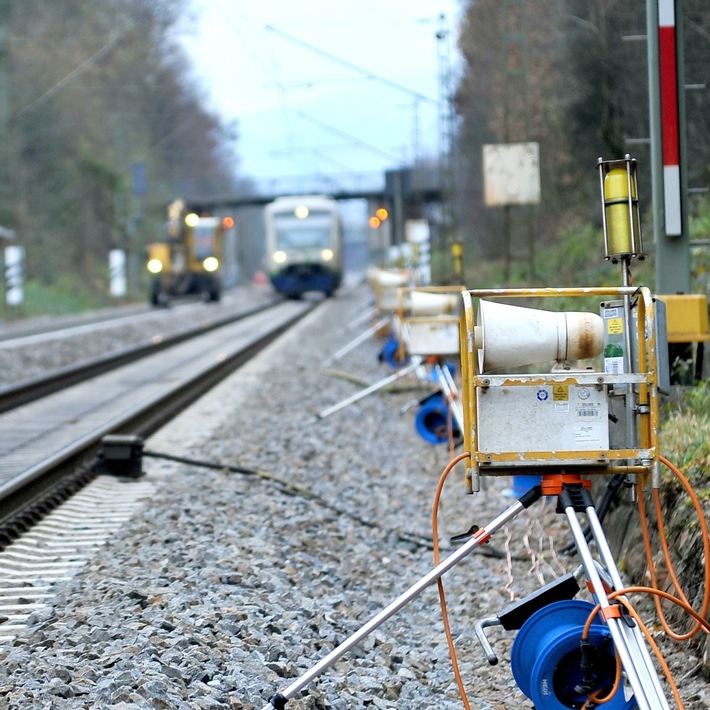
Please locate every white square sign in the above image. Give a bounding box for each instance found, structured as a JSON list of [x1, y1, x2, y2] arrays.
[[483, 142, 541, 206]]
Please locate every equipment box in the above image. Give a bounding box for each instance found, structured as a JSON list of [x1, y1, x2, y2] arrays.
[[477, 382, 610, 454], [406, 320, 460, 356]]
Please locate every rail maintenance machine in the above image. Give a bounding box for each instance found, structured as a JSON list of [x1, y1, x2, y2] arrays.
[[147, 199, 227, 305], [260, 156, 709, 710]]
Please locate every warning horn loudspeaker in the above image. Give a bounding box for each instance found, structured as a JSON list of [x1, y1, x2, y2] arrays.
[[407, 290, 459, 316], [473, 299, 604, 373]]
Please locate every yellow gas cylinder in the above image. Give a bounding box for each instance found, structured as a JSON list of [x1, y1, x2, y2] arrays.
[[603, 168, 640, 257]]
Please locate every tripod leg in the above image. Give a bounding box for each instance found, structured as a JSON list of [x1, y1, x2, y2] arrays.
[[560, 489, 670, 710], [259, 489, 541, 709], [433, 363, 464, 433], [585, 503, 670, 708], [324, 317, 390, 365], [317, 358, 422, 419]]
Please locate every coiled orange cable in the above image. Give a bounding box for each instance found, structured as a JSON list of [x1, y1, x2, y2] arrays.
[[433, 452, 709, 709], [637, 456, 710, 640], [580, 585, 710, 708]]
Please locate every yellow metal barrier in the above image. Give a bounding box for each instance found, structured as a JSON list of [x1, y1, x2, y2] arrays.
[[658, 293, 709, 380]]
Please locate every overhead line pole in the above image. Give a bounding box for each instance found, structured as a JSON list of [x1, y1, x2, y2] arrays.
[[647, 0, 690, 294], [436, 12, 456, 283]]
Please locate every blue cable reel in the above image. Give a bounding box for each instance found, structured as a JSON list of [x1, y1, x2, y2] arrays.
[[379, 337, 410, 369], [510, 599, 636, 710], [414, 392, 461, 445]]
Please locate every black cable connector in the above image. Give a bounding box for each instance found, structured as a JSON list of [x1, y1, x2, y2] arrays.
[[577, 638, 596, 695], [269, 692, 288, 709]]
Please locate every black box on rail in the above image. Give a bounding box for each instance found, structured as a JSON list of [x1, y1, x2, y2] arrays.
[[97, 435, 145, 478]]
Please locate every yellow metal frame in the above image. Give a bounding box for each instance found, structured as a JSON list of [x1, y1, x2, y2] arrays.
[[395, 285, 465, 357], [460, 286, 662, 491]]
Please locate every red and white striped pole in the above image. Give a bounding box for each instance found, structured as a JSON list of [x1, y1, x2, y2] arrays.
[[658, 0, 682, 236]]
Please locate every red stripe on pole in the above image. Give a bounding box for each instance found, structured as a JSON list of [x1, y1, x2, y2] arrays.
[[659, 25, 679, 166]]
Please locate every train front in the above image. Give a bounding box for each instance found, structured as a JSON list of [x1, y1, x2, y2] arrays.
[[265, 197, 342, 298]]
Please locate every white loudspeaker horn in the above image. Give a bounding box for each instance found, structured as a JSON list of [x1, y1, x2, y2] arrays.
[[367, 267, 409, 289], [407, 290, 459, 316], [473, 299, 604, 372]]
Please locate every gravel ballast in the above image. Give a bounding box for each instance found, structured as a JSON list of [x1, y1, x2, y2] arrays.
[[0, 285, 707, 709]]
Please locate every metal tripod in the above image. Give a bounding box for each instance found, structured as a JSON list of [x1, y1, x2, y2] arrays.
[[259, 477, 670, 710]]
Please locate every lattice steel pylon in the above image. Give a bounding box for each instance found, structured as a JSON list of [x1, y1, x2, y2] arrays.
[[436, 12, 456, 280]]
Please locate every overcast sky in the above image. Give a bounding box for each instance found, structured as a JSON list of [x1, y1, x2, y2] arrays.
[[179, 0, 463, 190]]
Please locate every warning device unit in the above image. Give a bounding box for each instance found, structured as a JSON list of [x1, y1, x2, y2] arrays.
[[459, 286, 668, 492]]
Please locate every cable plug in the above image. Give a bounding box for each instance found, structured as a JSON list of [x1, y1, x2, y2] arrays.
[[575, 639, 596, 695]]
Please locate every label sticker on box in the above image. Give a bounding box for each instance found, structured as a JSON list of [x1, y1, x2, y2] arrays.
[[553, 385, 568, 401], [607, 317, 624, 335], [576, 402, 601, 419], [574, 424, 604, 445]]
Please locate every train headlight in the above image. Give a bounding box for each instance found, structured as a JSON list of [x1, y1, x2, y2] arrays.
[[203, 256, 219, 272], [147, 258, 164, 274], [273, 250, 288, 264], [320, 248, 334, 262]]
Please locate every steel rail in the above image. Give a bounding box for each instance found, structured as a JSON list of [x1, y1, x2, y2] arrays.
[[0, 299, 280, 414], [0, 299, 318, 540]]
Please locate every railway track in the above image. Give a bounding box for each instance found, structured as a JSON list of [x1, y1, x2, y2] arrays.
[[0, 296, 319, 643], [0, 297, 317, 537], [0, 297, 278, 412]]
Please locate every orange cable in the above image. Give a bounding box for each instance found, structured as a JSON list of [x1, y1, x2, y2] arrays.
[[432, 451, 472, 710], [637, 456, 710, 640], [580, 582, 710, 709], [652, 485, 690, 607], [609, 594, 681, 709], [430, 446, 708, 708], [579, 602, 623, 708], [578, 451, 710, 708], [658, 456, 710, 632]]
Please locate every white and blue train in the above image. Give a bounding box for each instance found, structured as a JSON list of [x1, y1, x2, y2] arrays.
[[264, 195, 343, 298]]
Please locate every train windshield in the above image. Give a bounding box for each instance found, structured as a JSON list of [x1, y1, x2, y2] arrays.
[[193, 223, 217, 259], [273, 211, 332, 250]]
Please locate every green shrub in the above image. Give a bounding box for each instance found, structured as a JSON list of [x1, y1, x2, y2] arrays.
[[5, 273, 118, 319], [660, 382, 710, 497]]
